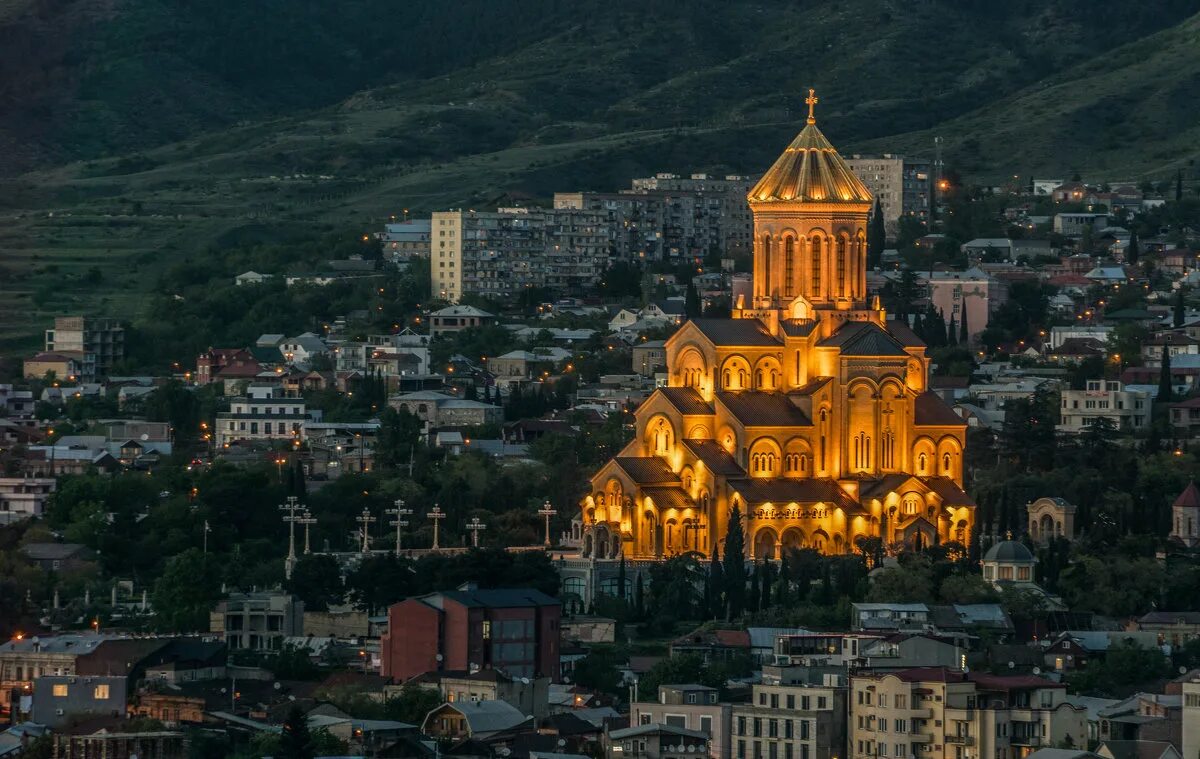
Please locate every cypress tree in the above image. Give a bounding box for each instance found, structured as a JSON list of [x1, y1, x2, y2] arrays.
[[280, 706, 315, 759], [760, 559, 773, 611], [775, 553, 790, 606], [723, 506, 747, 618], [748, 561, 761, 613], [868, 198, 887, 270], [635, 572, 645, 619], [959, 307, 969, 345], [617, 556, 627, 600], [1126, 232, 1140, 266], [708, 547, 724, 619], [1175, 289, 1186, 328], [292, 458, 306, 499], [947, 315, 958, 347], [685, 281, 701, 318], [1159, 345, 1174, 403]]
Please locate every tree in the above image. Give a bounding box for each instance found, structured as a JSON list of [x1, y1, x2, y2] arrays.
[[285, 555, 344, 611], [635, 572, 646, 618], [959, 307, 969, 345], [947, 315, 958, 347], [573, 648, 623, 695], [1159, 345, 1173, 403], [617, 556, 627, 600], [868, 198, 887, 270], [279, 705, 315, 759], [685, 281, 701, 318], [1177, 169, 1184, 202], [375, 408, 421, 470], [723, 506, 747, 618], [152, 549, 222, 632], [1126, 232, 1140, 266], [384, 685, 443, 724], [707, 547, 723, 619], [748, 561, 761, 614], [1175, 288, 1186, 328]]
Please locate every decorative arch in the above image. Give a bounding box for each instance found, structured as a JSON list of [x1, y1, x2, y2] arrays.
[[720, 355, 752, 391], [936, 436, 964, 482], [754, 356, 783, 391], [878, 380, 905, 471], [754, 526, 779, 560], [809, 235, 824, 299], [912, 436, 937, 476], [836, 233, 849, 298], [717, 425, 738, 456], [781, 526, 806, 550], [811, 529, 830, 553], [676, 346, 708, 390], [783, 235, 796, 298], [783, 437, 812, 478], [687, 424, 711, 439], [749, 437, 782, 478], [645, 414, 676, 456]]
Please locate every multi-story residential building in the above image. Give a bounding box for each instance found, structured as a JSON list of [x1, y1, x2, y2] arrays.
[[431, 207, 608, 302], [729, 682, 847, 759], [428, 305, 496, 338], [849, 668, 1088, 759], [44, 317, 125, 378], [608, 723, 712, 759], [209, 592, 304, 652], [1140, 332, 1200, 367], [0, 476, 56, 524], [632, 685, 731, 759], [381, 584, 561, 682], [1053, 213, 1110, 237], [402, 669, 550, 719], [845, 155, 932, 234], [556, 174, 755, 263], [1057, 380, 1150, 434], [33, 674, 126, 727], [1183, 678, 1200, 759], [215, 385, 308, 448], [23, 352, 89, 382], [925, 268, 1007, 341], [380, 218, 432, 262]]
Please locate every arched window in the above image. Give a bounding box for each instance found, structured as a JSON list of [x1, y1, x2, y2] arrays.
[[881, 429, 895, 469], [904, 495, 920, 516], [942, 452, 952, 474], [918, 453, 928, 473], [756, 370, 764, 388], [763, 236, 773, 294], [784, 237, 795, 297], [837, 236, 847, 296], [854, 431, 871, 469], [739, 369, 748, 388], [810, 237, 822, 297], [723, 369, 731, 388]]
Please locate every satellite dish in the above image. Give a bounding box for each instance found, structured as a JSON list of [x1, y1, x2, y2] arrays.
[[1007, 661, 1015, 669], [274, 682, 282, 690], [1181, 665, 1189, 675], [141, 433, 149, 441], [1033, 667, 1041, 675], [558, 739, 567, 748], [436, 654, 443, 662], [521, 677, 531, 685]]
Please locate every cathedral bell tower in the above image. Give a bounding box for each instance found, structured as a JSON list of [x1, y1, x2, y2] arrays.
[[741, 90, 874, 321]]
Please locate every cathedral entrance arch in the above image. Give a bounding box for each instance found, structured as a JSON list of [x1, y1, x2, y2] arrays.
[[753, 526, 779, 559], [781, 527, 806, 551]]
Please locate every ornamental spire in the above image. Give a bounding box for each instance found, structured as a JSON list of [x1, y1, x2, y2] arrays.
[[805, 88, 819, 125]]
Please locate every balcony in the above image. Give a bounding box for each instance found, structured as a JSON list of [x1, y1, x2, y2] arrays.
[[909, 734, 933, 744], [1010, 735, 1042, 747], [909, 707, 933, 720], [946, 735, 974, 746]]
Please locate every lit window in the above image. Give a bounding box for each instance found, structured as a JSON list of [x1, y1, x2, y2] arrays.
[[94, 684, 110, 699], [53, 684, 68, 697]]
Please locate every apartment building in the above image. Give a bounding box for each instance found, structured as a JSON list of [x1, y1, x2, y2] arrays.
[[1057, 380, 1151, 433], [845, 155, 932, 234], [44, 316, 125, 378], [730, 682, 847, 759], [555, 173, 754, 262], [1183, 678, 1200, 759], [849, 667, 1087, 759], [431, 207, 608, 302], [632, 684, 732, 759], [215, 385, 308, 447], [380, 218, 432, 262], [209, 592, 304, 652], [0, 476, 56, 524], [924, 268, 1007, 341]]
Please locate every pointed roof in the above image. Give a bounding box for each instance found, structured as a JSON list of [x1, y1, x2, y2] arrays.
[[715, 391, 812, 427], [914, 392, 965, 426], [657, 387, 714, 416], [748, 108, 873, 206], [613, 457, 680, 486], [681, 439, 744, 476], [818, 321, 910, 357], [1174, 481, 1200, 509]]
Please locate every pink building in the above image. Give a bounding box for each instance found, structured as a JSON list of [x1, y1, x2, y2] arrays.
[[924, 267, 1007, 342]]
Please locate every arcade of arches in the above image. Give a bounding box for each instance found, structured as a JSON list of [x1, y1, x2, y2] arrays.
[[578, 93, 975, 562]]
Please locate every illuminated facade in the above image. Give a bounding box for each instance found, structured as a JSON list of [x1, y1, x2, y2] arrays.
[[579, 92, 973, 561]]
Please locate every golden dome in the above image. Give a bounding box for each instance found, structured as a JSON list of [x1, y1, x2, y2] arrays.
[[748, 91, 872, 206]]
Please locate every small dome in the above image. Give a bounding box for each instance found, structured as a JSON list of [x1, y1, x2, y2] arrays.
[[748, 121, 873, 206], [984, 539, 1034, 563]]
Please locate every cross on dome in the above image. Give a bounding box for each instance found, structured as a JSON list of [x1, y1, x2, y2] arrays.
[[805, 88, 819, 124]]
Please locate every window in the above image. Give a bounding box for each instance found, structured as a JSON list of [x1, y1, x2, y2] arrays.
[[738, 740, 746, 759], [786, 695, 795, 709], [810, 238, 822, 295], [700, 716, 713, 736], [94, 684, 110, 699], [483, 621, 491, 639], [52, 684, 68, 697]]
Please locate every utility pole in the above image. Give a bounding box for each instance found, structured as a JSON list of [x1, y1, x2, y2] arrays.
[[467, 516, 487, 548], [387, 499, 413, 556], [202, 520, 211, 554], [428, 505, 446, 550], [279, 496, 303, 578], [538, 500, 557, 548]]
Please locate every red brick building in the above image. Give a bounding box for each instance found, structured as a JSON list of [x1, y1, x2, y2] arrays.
[[381, 585, 561, 683]]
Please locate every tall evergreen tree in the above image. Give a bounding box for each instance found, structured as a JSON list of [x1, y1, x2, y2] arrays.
[[867, 198, 887, 270], [708, 547, 724, 619], [685, 281, 701, 319], [1159, 345, 1174, 403], [635, 573, 646, 619], [723, 506, 747, 618], [774, 553, 790, 606], [617, 556, 627, 600], [760, 559, 773, 611], [1175, 288, 1186, 328], [1126, 232, 1140, 266], [947, 315, 958, 347], [959, 307, 969, 345], [748, 562, 761, 613], [291, 458, 306, 500], [280, 706, 315, 759]]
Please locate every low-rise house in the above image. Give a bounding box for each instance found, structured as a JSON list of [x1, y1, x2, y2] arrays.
[[403, 669, 550, 720], [1137, 611, 1200, 647], [1097, 693, 1181, 747], [51, 726, 184, 759], [489, 348, 572, 378], [851, 603, 930, 632], [670, 628, 751, 664], [1057, 380, 1150, 434], [20, 543, 92, 572], [33, 675, 126, 727], [23, 351, 87, 381], [280, 332, 329, 367], [234, 271, 274, 286], [1097, 741, 1180, 759], [633, 341, 668, 377], [209, 592, 304, 652], [1055, 213, 1110, 236], [1043, 632, 1162, 673], [388, 390, 502, 428], [0, 477, 56, 524], [422, 699, 533, 741], [606, 723, 710, 759], [215, 384, 309, 448], [430, 306, 496, 338], [631, 686, 730, 759]]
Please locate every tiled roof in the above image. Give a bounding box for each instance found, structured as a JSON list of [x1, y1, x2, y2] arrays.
[[681, 439, 744, 476], [435, 588, 560, 609], [716, 391, 812, 427], [858, 474, 918, 501], [779, 319, 819, 337], [1173, 481, 1200, 509], [923, 476, 977, 507], [792, 377, 833, 396], [818, 321, 909, 357], [687, 319, 781, 347], [614, 457, 681, 485], [727, 478, 858, 510], [657, 387, 713, 416], [885, 319, 926, 348], [641, 487, 696, 512], [914, 392, 964, 426]]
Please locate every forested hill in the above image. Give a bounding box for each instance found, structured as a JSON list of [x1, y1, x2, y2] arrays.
[[3, 0, 1200, 177]]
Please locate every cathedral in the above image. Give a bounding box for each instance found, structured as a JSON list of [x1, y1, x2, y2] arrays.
[[579, 92, 974, 562]]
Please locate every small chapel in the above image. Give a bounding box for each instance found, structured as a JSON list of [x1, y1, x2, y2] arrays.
[[578, 91, 975, 562]]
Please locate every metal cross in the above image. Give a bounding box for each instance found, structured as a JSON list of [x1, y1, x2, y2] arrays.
[[279, 496, 303, 579], [805, 88, 819, 124], [297, 510, 317, 554], [387, 498, 414, 556], [537, 500, 557, 548], [467, 516, 487, 548], [428, 505, 446, 550], [356, 507, 376, 554]]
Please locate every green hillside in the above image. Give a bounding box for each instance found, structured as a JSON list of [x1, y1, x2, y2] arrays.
[[3, 0, 1200, 351]]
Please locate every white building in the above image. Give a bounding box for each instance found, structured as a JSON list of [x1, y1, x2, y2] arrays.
[[1183, 679, 1200, 759], [1057, 380, 1150, 433], [0, 477, 56, 524], [380, 219, 432, 262], [1054, 213, 1109, 236], [279, 333, 329, 367], [429, 305, 496, 338], [215, 385, 308, 448]]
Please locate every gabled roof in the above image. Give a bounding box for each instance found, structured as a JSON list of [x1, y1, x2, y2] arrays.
[[681, 439, 744, 476], [715, 391, 812, 427], [609, 723, 709, 741], [727, 478, 858, 510], [641, 487, 696, 512], [1173, 481, 1200, 509], [687, 319, 781, 347], [613, 457, 681, 485], [779, 319, 819, 338], [924, 476, 977, 507], [818, 321, 910, 357], [657, 387, 713, 416], [914, 392, 965, 426], [426, 699, 529, 735], [885, 319, 926, 348]]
